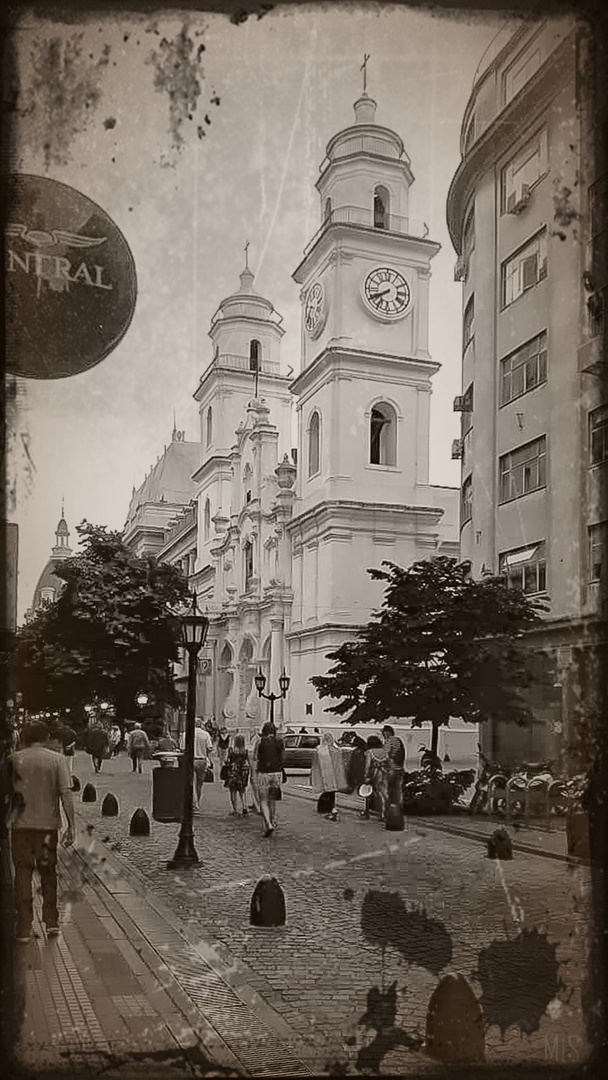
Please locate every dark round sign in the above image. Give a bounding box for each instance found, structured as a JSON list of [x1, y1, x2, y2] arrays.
[[5, 174, 137, 379]]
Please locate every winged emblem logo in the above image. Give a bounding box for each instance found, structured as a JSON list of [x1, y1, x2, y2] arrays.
[[6, 223, 109, 297]]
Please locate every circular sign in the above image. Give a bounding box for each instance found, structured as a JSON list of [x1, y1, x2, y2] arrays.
[[5, 174, 137, 379]]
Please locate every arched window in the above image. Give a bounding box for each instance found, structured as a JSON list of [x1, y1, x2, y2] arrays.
[[244, 540, 254, 591], [308, 411, 320, 477], [324, 197, 333, 223], [374, 186, 389, 230], [206, 405, 213, 447], [249, 339, 261, 372], [204, 498, 211, 540], [370, 403, 397, 466]]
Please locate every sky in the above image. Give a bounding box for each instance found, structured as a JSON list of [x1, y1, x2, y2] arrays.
[[7, 1, 512, 620]]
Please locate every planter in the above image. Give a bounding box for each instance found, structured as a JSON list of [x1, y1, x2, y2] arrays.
[[566, 812, 590, 859]]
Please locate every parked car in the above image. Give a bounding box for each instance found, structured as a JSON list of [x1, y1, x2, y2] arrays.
[[283, 732, 325, 770]]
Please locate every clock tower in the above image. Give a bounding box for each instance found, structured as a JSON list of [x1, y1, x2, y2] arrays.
[[286, 89, 458, 721]]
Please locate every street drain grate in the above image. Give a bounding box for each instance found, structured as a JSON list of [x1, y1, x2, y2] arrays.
[[167, 955, 312, 1075]]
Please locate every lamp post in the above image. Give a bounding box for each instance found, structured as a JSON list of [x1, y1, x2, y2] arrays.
[[167, 592, 209, 870], [254, 666, 290, 728]]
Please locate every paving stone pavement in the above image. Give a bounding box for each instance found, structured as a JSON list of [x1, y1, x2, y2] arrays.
[[68, 751, 599, 1075]]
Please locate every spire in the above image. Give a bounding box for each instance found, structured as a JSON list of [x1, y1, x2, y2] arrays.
[[52, 505, 72, 557], [239, 240, 255, 293]]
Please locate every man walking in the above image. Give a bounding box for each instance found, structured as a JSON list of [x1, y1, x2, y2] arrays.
[[87, 723, 109, 773], [127, 723, 151, 773], [9, 720, 75, 943], [193, 718, 213, 810]]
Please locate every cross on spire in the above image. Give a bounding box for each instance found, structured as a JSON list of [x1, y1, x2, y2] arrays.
[[244, 239, 250, 270], [360, 53, 370, 93]]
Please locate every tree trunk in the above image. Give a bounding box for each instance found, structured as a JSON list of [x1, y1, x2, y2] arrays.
[[431, 723, 440, 757]]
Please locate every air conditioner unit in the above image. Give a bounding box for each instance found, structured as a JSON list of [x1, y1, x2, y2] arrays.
[[507, 183, 532, 214], [451, 438, 464, 460], [453, 395, 466, 412], [454, 255, 466, 281]]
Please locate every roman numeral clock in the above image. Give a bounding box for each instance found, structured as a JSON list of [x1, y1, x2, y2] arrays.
[[362, 266, 411, 319]]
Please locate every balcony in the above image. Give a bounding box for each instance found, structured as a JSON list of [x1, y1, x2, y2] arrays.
[[304, 205, 429, 257]]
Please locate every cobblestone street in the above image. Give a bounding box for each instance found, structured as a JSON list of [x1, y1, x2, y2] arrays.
[[65, 751, 597, 1074]]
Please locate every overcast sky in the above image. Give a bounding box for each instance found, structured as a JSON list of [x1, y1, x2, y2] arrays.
[[8, 2, 511, 619]]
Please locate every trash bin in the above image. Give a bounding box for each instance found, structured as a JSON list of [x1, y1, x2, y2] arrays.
[[152, 761, 185, 822]]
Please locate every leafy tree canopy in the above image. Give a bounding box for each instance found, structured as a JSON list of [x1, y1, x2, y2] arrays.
[[311, 557, 550, 752], [12, 522, 189, 718]]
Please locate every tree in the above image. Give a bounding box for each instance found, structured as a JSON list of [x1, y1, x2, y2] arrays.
[[12, 522, 190, 722], [311, 557, 549, 756]]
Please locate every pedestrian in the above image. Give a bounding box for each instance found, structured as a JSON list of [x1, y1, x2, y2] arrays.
[[49, 719, 78, 777], [8, 719, 75, 942], [363, 734, 389, 821], [193, 717, 213, 810], [109, 722, 122, 757], [256, 722, 285, 837], [382, 724, 406, 812], [217, 726, 230, 768], [155, 727, 178, 752], [248, 729, 262, 813], [87, 724, 110, 773], [127, 723, 150, 774], [223, 734, 251, 815]]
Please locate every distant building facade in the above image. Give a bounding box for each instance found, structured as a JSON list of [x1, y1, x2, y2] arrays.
[[125, 92, 460, 735], [447, 12, 608, 765]]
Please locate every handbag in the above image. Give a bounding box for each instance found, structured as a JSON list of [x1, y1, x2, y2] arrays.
[[220, 763, 228, 781], [205, 764, 214, 783]]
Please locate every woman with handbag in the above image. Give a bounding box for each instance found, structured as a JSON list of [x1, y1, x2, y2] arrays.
[[256, 722, 285, 837], [222, 734, 250, 815]]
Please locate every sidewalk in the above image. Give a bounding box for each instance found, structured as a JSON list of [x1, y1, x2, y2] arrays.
[[9, 821, 313, 1078], [284, 779, 573, 862]]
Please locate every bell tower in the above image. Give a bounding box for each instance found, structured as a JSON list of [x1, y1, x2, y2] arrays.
[[286, 78, 458, 722]]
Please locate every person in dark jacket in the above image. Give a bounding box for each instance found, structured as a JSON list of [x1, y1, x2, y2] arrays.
[[87, 725, 109, 773], [256, 722, 285, 837]]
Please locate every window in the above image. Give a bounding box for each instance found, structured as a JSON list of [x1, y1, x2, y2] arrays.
[[324, 197, 333, 223], [374, 186, 389, 229], [590, 404, 608, 466], [588, 522, 607, 581], [370, 403, 396, 466], [249, 339, 261, 372], [463, 206, 475, 270], [460, 475, 472, 525], [499, 542, 547, 594], [587, 288, 605, 338], [463, 295, 475, 350], [499, 436, 546, 502], [503, 44, 541, 104], [461, 383, 474, 436], [206, 405, 213, 447], [501, 231, 547, 307], [204, 498, 211, 540], [502, 129, 548, 213], [308, 410, 320, 477], [500, 331, 548, 405], [244, 541, 254, 591]]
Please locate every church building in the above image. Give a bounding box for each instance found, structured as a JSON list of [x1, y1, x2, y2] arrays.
[[124, 90, 459, 732]]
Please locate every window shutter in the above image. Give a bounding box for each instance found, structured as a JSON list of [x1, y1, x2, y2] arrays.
[[522, 254, 538, 289]]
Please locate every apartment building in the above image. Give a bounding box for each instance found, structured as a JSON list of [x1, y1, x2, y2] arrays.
[[447, 12, 607, 766]]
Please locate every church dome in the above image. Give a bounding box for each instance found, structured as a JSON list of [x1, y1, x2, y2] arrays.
[[210, 261, 282, 329], [321, 93, 408, 173], [30, 510, 73, 613]]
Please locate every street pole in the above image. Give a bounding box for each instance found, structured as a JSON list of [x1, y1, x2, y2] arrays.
[[167, 643, 198, 868], [167, 593, 209, 871], [255, 667, 290, 729]]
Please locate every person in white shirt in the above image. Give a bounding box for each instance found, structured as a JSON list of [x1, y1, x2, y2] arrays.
[[9, 720, 75, 942], [193, 717, 213, 810]]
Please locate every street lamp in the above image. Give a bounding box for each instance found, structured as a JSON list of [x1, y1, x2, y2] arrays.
[[254, 666, 290, 728], [136, 692, 149, 709], [167, 592, 209, 870]]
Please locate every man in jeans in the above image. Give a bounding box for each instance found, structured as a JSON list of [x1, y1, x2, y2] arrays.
[[193, 718, 213, 810], [9, 720, 75, 943], [382, 725, 406, 812]]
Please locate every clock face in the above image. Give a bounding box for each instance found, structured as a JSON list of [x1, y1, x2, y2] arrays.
[[363, 267, 411, 318], [304, 281, 325, 336]]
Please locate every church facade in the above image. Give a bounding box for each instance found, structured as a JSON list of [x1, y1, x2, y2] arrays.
[[124, 92, 459, 732]]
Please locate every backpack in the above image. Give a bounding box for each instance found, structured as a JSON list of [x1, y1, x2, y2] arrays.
[[130, 730, 147, 751]]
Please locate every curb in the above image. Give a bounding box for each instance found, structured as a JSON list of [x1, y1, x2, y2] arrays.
[[283, 785, 589, 867]]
